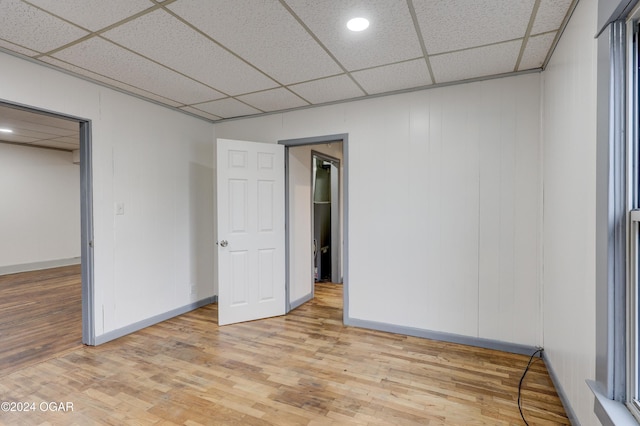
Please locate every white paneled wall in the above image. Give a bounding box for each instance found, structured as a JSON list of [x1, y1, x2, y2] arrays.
[[0, 51, 215, 338], [542, 0, 599, 424], [0, 143, 80, 269], [288, 146, 314, 305], [216, 72, 542, 346], [477, 80, 541, 344], [105, 89, 215, 329]]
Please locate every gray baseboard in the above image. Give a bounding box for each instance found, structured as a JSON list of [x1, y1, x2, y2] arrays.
[[344, 316, 540, 356], [290, 293, 313, 310], [543, 353, 581, 425], [0, 257, 81, 276], [94, 296, 217, 345]]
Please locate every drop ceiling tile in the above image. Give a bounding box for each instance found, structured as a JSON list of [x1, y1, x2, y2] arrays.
[[48, 135, 79, 145], [4, 122, 74, 138], [40, 56, 185, 107], [0, 0, 88, 53], [1, 126, 59, 140], [531, 0, 573, 34], [351, 59, 432, 94], [285, 0, 422, 71], [288, 75, 365, 104], [0, 39, 39, 57], [13, 116, 78, 133], [37, 140, 79, 150], [0, 133, 38, 144], [195, 98, 262, 119], [518, 33, 556, 70], [430, 40, 522, 84], [179, 106, 222, 121], [102, 9, 278, 95], [414, 0, 534, 54], [31, 116, 78, 132], [51, 37, 225, 105], [167, 0, 342, 85], [237, 88, 309, 112], [0, 106, 75, 132], [26, 0, 153, 32]]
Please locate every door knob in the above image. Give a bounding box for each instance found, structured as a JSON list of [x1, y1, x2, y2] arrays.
[[219, 240, 228, 247]]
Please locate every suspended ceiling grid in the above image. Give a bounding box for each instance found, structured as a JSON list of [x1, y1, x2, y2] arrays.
[[0, 0, 576, 123]]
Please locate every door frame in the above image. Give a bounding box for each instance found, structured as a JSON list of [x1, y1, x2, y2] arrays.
[[0, 99, 95, 345], [279, 133, 348, 322]]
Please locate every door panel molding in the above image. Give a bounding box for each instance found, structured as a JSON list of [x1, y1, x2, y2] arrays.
[[216, 138, 285, 325]]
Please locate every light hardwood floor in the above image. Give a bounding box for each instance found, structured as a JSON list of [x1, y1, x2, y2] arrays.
[[0, 276, 569, 425], [0, 265, 82, 376]]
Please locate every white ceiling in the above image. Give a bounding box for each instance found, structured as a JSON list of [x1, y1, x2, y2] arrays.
[[0, 0, 576, 123]]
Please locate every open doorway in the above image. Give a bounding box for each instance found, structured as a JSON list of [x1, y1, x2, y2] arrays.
[[0, 101, 93, 374], [312, 152, 341, 284], [280, 134, 347, 318]]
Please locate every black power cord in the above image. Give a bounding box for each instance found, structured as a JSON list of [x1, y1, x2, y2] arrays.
[[518, 348, 544, 425]]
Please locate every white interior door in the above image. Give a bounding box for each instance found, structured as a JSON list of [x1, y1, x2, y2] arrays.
[[216, 138, 285, 326]]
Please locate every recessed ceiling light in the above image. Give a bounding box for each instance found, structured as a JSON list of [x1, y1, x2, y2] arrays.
[[0, 128, 13, 133], [347, 17, 369, 32]]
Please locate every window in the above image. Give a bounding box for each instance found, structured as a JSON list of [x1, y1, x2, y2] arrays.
[[629, 7, 640, 422], [591, 3, 640, 425]]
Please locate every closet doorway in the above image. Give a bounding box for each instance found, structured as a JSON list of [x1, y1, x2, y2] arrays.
[[312, 152, 341, 284], [282, 135, 346, 315]]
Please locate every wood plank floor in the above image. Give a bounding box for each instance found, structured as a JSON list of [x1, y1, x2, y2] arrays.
[[0, 265, 82, 376], [0, 280, 569, 425]]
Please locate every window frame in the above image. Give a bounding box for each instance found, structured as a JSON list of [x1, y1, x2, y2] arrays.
[[628, 6, 640, 422]]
